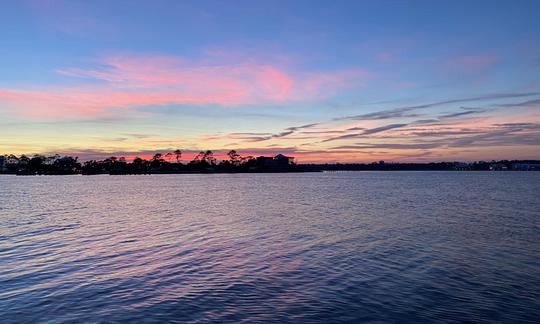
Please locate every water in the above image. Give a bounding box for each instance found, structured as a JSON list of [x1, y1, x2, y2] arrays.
[[0, 172, 539, 323]]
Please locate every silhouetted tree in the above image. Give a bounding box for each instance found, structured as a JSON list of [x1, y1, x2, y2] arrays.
[[28, 155, 46, 172], [227, 150, 241, 166], [174, 149, 182, 163], [203, 150, 216, 165], [189, 150, 216, 169], [151, 153, 165, 169], [6, 150, 532, 175], [53, 156, 80, 174], [19, 155, 30, 165]]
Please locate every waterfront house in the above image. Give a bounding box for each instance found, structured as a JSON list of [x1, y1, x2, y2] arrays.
[[255, 154, 295, 169], [274, 154, 294, 166], [256, 156, 275, 167]]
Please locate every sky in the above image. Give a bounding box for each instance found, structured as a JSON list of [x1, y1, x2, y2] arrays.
[[1, 0, 539, 163]]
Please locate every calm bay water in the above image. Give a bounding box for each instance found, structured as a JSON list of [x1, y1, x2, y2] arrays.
[[0, 172, 539, 323]]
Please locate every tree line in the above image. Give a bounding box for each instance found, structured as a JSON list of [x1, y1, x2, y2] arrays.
[[0, 150, 299, 175], [1, 152, 538, 175]]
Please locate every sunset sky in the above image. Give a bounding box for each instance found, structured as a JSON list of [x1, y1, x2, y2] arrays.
[[1, 0, 539, 162]]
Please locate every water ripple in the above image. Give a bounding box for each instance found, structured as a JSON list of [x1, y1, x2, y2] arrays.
[[0, 172, 539, 323]]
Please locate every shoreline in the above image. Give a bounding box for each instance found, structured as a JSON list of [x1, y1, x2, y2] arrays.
[[1, 169, 539, 176]]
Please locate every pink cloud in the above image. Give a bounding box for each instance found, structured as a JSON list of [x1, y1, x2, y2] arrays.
[[1, 54, 370, 119], [0, 88, 247, 118]]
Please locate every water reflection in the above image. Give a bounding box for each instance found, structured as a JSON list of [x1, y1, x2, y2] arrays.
[[1, 172, 539, 322]]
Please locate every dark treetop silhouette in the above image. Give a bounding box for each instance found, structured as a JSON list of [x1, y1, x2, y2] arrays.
[[1, 150, 298, 175], [0, 151, 538, 175]]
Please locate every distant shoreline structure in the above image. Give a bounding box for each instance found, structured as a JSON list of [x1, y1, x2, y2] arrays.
[[1, 151, 539, 175]]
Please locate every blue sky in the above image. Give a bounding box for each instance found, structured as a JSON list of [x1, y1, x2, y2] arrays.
[[1, 0, 539, 162]]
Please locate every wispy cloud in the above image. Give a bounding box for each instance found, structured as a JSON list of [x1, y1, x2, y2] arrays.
[[193, 92, 540, 148], [122, 133, 154, 139], [322, 123, 410, 142], [334, 92, 540, 122], [495, 99, 540, 108], [331, 122, 540, 152], [438, 108, 485, 119]]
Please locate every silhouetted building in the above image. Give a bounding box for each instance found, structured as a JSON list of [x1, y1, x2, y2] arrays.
[[274, 154, 294, 166], [255, 154, 294, 169], [512, 163, 540, 171], [256, 156, 275, 167]]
